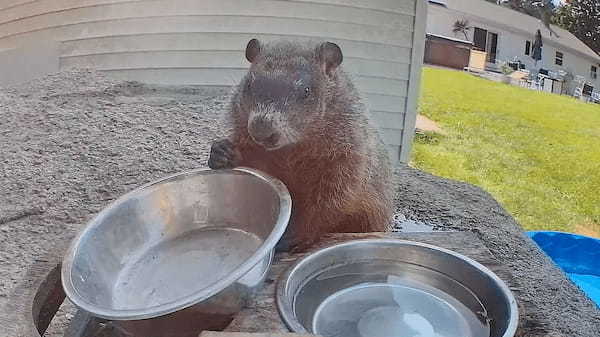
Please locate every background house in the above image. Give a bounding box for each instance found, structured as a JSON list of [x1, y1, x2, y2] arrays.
[[427, 0, 600, 94], [0, 0, 428, 165]]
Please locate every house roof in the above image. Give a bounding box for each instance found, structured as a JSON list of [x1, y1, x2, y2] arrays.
[[433, 0, 600, 63]]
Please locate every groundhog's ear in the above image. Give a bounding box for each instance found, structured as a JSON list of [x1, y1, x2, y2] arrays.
[[246, 39, 261, 63], [317, 42, 343, 76]]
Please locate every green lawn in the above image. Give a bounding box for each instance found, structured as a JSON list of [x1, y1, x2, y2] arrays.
[[411, 67, 600, 236]]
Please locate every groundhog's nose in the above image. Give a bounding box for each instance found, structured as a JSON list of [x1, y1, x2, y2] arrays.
[[248, 117, 280, 148]]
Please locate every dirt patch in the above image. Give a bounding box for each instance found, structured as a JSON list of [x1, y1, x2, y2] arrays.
[[573, 224, 600, 238], [0, 70, 598, 337], [415, 114, 446, 134]]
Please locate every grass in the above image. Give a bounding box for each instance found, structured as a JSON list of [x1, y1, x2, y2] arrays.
[[411, 67, 600, 236]]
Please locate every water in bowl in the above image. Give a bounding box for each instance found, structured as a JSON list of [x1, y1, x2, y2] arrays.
[[297, 261, 490, 337], [112, 226, 262, 310]]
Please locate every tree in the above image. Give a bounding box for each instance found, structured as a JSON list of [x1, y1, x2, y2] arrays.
[[553, 0, 600, 54], [496, 0, 543, 17], [452, 19, 471, 40]]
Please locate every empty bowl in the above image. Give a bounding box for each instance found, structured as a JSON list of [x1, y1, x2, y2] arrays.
[[277, 239, 518, 337], [61, 167, 291, 337]]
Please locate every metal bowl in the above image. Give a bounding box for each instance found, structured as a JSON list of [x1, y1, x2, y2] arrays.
[[277, 239, 518, 337], [61, 167, 291, 337]]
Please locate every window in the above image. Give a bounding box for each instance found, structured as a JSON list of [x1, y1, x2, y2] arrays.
[[486, 32, 498, 64], [472, 27, 498, 63], [473, 27, 488, 51], [525, 41, 531, 56], [555, 51, 564, 66], [592, 65, 598, 80]]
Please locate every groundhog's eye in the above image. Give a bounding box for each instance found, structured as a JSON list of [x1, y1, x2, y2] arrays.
[[303, 87, 311, 98]]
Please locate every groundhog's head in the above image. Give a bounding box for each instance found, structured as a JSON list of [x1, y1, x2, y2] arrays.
[[238, 38, 343, 150]]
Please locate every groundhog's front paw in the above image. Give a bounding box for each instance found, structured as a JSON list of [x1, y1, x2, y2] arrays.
[[208, 139, 239, 169]]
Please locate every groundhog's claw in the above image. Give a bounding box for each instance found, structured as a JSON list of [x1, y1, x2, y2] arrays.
[[208, 139, 238, 169]]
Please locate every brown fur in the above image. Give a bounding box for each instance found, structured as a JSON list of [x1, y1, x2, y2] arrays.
[[208, 39, 394, 251]]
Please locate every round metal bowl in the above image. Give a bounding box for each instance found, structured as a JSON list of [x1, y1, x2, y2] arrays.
[[277, 239, 518, 337], [61, 167, 291, 337]]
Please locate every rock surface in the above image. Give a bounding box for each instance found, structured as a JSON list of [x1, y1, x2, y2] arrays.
[[393, 166, 600, 336], [1, 70, 598, 337]]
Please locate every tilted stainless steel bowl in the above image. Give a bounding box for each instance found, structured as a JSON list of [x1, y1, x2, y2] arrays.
[[277, 239, 518, 337], [61, 167, 291, 337]]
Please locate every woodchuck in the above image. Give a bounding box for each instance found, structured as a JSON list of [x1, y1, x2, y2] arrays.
[[208, 38, 394, 251]]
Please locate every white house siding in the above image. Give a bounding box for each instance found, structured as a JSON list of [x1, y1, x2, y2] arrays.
[[0, 0, 428, 165], [426, 2, 600, 91]]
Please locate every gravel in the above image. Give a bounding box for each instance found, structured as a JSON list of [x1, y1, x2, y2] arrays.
[[0, 70, 232, 335], [1, 70, 598, 337]]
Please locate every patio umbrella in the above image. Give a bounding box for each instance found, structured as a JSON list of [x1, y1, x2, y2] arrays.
[[532, 29, 543, 66]]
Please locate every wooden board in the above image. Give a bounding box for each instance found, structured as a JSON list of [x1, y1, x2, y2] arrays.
[[0, 232, 523, 336], [468, 50, 487, 72]]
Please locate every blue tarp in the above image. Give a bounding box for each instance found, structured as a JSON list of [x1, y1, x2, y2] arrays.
[[527, 231, 600, 308]]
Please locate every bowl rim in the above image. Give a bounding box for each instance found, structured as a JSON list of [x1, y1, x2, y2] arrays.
[[276, 238, 519, 337], [61, 167, 292, 320]]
